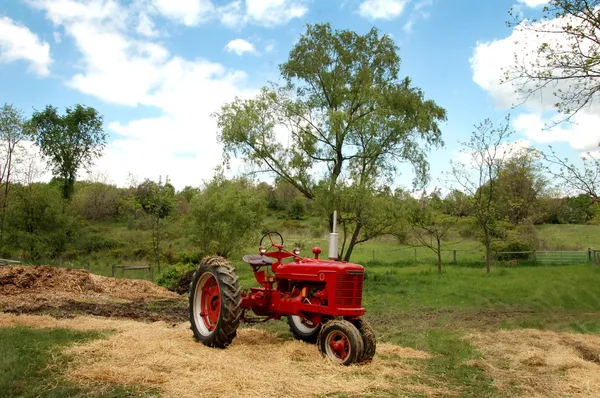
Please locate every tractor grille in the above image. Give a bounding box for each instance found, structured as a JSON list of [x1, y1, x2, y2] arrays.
[[335, 273, 363, 307]]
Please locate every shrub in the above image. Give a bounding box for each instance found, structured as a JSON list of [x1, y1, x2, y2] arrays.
[[492, 223, 539, 260], [156, 262, 196, 293], [286, 197, 306, 220]]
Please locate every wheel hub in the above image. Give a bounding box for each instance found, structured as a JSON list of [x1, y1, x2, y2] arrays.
[[194, 273, 221, 334], [327, 332, 350, 360]]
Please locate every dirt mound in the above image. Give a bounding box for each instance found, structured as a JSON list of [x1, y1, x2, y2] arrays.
[[0, 266, 180, 313], [0, 313, 443, 398], [468, 329, 600, 397]]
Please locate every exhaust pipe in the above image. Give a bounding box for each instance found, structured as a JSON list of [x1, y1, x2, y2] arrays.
[[328, 210, 338, 260]]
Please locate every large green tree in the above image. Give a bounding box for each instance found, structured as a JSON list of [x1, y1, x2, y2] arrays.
[[30, 105, 106, 200], [216, 23, 446, 261]]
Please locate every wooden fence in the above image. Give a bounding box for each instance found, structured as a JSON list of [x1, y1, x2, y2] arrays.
[[112, 264, 154, 281]]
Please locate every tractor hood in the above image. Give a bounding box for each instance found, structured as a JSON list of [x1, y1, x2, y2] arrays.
[[275, 258, 364, 282]]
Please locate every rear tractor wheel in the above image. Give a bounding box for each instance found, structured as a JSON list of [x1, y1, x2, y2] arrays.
[[317, 319, 364, 366], [189, 256, 241, 348], [287, 315, 321, 343]]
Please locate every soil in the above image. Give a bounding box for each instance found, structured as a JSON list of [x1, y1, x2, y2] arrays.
[[0, 265, 185, 323], [4, 298, 188, 324]]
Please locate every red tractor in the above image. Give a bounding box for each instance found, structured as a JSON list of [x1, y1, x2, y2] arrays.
[[188, 231, 375, 365]]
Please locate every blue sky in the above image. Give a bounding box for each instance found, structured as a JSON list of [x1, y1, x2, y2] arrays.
[[1, 0, 597, 191]]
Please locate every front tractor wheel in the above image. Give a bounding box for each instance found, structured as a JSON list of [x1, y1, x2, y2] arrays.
[[287, 315, 321, 343], [352, 318, 376, 363], [317, 320, 364, 366], [189, 256, 241, 348]]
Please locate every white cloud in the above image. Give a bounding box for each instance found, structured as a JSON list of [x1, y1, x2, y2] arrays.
[[264, 41, 276, 53], [471, 11, 599, 114], [358, 0, 408, 20], [217, 1, 244, 28], [513, 113, 600, 152], [151, 0, 214, 26], [245, 0, 307, 26], [471, 8, 600, 155], [137, 12, 159, 37], [225, 38, 258, 55], [0, 16, 52, 76], [452, 139, 533, 178], [27, 0, 257, 188], [404, 0, 433, 33], [517, 0, 548, 7], [29, 0, 125, 26], [470, 37, 523, 110], [218, 0, 308, 28]]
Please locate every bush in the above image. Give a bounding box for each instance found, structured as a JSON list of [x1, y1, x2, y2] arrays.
[[456, 217, 477, 239], [78, 234, 123, 254], [492, 223, 539, 260], [286, 197, 306, 220], [156, 262, 196, 293], [175, 250, 206, 265]]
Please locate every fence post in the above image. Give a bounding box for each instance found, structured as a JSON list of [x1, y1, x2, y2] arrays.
[[589, 248, 592, 262], [533, 250, 536, 263], [372, 250, 375, 261], [453, 250, 456, 263], [414, 248, 417, 262], [111, 264, 115, 277]]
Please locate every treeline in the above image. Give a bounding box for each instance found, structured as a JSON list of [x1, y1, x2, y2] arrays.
[[1, 169, 598, 266]]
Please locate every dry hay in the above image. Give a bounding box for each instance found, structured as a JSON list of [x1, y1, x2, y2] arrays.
[[0, 313, 444, 398], [467, 329, 600, 397], [0, 266, 179, 309]]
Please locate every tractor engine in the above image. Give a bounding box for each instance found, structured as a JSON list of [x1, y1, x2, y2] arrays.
[[275, 260, 365, 315]]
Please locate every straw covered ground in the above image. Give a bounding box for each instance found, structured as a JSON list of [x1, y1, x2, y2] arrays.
[[467, 329, 600, 397], [0, 313, 443, 398]]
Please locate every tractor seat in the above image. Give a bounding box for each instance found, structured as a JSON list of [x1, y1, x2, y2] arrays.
[[242, 254, 274, 266]]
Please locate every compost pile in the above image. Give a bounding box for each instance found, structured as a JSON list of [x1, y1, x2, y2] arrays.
[[0, 266, 186, 322]]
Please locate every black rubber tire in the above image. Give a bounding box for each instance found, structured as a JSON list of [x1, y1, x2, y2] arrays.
[[189, 256, 241, 348], [317, 319, 364, 366], [287, 315, 321, 344], [352, 318, 376, 363]]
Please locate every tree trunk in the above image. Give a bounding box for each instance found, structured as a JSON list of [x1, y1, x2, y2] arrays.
[[436, 237, 442, 273], [484, 229, 491, 273], [154, 216, 161, 272], [342, 223, 362, 262], [0, 148, 12, 248]]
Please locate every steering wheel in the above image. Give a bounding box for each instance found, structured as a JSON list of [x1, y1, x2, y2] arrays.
[[260, 231, 284, 252]]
